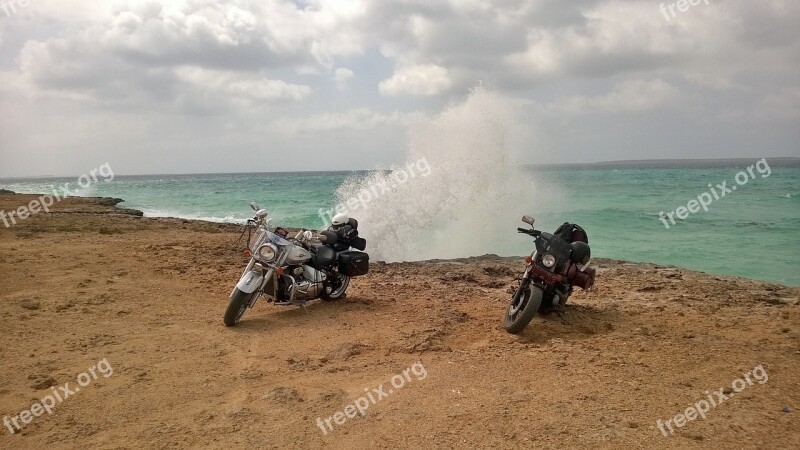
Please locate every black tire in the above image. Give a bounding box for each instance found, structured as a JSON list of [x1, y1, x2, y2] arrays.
[[224, 288, 256, 327], [503, 282, 544, 334], [321, 273, 350, 301]]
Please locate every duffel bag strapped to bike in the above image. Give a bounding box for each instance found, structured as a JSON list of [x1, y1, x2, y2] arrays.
[[328, 218, 367, 251], [329, 218, 359, 239], [338, 251, 369, 277], [554, 222, 589, 244], [565, 262, 596, 290], [349, 236, 367, 251], [319, 230, 339, 245]]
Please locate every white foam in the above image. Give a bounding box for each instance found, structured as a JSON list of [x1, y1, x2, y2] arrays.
[[335, 88, 560, 262]]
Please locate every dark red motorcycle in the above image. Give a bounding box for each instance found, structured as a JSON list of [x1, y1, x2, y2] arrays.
[[503, 216, 596, 334]]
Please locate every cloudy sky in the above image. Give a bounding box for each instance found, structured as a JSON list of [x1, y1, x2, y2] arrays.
[[0, 0, 798, 177]]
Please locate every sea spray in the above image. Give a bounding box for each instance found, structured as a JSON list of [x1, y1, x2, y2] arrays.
[[334, 88, 559, 262]]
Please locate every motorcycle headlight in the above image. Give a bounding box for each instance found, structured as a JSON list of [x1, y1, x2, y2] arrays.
[[541, 254, 556, 268], [257, 243, 277, 263]]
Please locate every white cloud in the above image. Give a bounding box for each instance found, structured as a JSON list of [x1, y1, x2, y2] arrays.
[[379, 64, 452, 96], [334, 67, 354, 90], [176, 68, 312, 103]]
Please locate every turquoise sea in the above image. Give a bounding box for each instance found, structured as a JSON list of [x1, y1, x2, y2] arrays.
[[2, 160, 798, 286]]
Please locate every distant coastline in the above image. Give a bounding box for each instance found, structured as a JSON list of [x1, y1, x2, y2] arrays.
[[1, 157, 799, 179], [529, 156, 800, 170]]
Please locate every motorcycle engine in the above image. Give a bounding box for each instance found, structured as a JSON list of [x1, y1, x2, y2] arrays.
[[294, 278, 322, 299], [281, 270, 323, 300]]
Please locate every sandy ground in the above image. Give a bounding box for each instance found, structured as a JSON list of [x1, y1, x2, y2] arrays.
[[0, 193, 798, 449]]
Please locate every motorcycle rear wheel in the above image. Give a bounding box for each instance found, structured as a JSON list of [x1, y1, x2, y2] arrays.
[[503, 282, 544, 334], [321, 273, 350, 301], [224, 288, 256, 326]]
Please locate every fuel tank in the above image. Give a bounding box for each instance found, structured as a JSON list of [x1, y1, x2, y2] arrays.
[[284, 244, 311, 265]]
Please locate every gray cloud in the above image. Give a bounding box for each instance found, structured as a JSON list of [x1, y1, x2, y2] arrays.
[[0, 0, 797, 177]]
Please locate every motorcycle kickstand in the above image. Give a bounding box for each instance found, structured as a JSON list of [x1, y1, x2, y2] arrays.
[[555, 309, 569, 325]]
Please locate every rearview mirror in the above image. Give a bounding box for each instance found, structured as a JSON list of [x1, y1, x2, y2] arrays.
[[522, 215, 535, 226], [250, 202, 260, 211]]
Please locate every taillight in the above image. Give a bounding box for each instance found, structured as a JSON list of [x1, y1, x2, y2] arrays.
[[524, 256, 532, 264]]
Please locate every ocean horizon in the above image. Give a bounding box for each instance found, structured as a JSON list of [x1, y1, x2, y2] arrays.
[[4, 157, 799, 179], [3, 158, 798, 286]]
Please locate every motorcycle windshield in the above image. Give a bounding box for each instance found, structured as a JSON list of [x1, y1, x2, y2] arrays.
[[266, 230, 291, 247]]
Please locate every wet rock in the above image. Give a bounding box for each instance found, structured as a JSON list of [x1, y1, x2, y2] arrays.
[[95, 197, 124, 206]]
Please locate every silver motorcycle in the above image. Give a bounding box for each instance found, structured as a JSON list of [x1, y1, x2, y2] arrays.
[[224, 202, 369, 326]]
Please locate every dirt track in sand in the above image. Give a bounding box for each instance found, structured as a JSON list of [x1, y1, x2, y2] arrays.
[[0, 194, 798, 449]]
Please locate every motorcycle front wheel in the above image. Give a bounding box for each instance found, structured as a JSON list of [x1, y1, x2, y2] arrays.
[[223, 288, 257, 327], [503, 281, 544, 334], [321, 273, 350, 301]]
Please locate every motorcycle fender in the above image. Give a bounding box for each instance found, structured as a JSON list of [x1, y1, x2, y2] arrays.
[[235, 270, 264, 295], [263, 271, 277, 300]]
